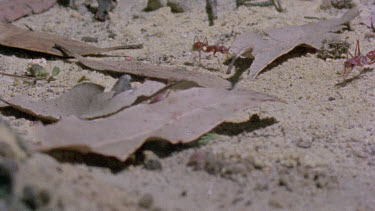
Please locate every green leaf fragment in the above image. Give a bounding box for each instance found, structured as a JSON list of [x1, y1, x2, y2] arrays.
[[52, 66, 60, 77]]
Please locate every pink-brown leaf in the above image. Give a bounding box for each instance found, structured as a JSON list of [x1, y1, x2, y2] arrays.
[[0, 22, 136, 56], [0, 0, 56, 22], [34, 87, 279, 161], [229, 8, 360, 78], [1, 80, 165, 121]]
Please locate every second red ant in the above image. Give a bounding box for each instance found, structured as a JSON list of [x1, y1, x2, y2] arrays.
[[192, 36, 232, 71], [343, 40, 375, 79]]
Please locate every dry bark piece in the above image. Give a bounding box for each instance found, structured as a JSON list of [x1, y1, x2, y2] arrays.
[[34, 87, 279, 161], [0, 80, 165, 121], [55, 44, 232, 89], [0, 22, 141, 56], [0, 0, 56, 22], [229, 8, 360, 78]]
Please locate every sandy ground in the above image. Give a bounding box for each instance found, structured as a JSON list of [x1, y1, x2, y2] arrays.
[[1, 0, 375, 210]]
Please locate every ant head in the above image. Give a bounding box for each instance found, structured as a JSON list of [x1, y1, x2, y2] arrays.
[[192, 42, 203, 51], [344, 60, 356, 69]]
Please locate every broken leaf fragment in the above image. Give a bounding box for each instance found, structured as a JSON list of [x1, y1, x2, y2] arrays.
[[0, 22, 141, 56], [0, 80, 166, 121], [229, 8, 360, 78], [34, 87, 279, 161], [0, 0, 56, 22]]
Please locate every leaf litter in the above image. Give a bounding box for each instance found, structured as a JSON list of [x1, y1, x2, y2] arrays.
[[228, 8, 360, 78], [0, 22, 142, 56], [0, 0, 56, 22], [33, 87, 280, 161], [0, 79, 166, 121], [55, 44, 232, 89]]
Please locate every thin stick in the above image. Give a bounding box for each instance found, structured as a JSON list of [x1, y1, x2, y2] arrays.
[[206, 0, 218, 26], [0, 72, 41, 80]]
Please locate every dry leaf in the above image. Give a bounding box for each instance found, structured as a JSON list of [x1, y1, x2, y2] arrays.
[[0, 0, 56, 22], [0, 100, 8, 108], [55, 44, 232, 89], [229, 8, 360, 78], [34, 87, 279, 161], [0, 22, 141, 56], [360, 4, 375, 29], [0, 80, 165, 121]]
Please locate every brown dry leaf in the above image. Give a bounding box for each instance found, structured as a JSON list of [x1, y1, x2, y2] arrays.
[[0, 80, 165, 121], [0, 22, 140, 56], [229, 8, 360, 78], [0, 100, 8, 108], [0, 0, 56, 22], [34, 87, 279, 161], [55, 44, 232, 89]]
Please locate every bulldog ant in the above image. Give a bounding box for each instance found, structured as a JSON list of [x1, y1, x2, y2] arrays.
[[192, 36, 232, 71], [343, 40, 375, 79]]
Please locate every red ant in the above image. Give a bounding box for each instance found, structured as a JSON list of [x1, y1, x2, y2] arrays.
[[192, 36, 232, 71], [343, 40, 375, 79]]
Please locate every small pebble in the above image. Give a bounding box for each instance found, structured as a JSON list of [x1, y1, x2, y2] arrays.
[[143, 151, 162, 171], [187, 151, 222, 175], [352, 149, 367, 158], [328, 97, 335, 101], [268, 194, 285, 208], [111, 75, 132, 95], [138, 193, 153, 209], [296, 138, 312, 148], [81, 36, 98, 43], [21, 185, 50, 210]]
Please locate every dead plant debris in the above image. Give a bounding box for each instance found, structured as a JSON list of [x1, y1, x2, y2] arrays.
[[0, 0, 56, 22], [0, 22, 142, 56], [0, 80, 165, 121], [33, 87, 279, 161], [228, 8, 360, 78]]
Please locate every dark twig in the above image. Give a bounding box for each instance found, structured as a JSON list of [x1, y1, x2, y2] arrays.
[[271, 0, 284, 12], [206, 0, 218, 26], [371, 18, 375, 32], [0, 72, 43, 80]]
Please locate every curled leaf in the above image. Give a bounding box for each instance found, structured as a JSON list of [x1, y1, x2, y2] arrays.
[[0, 80, 166, 121], [229, 8, 360, 78]]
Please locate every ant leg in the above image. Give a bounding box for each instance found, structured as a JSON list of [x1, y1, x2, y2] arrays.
[[347, 50, 354, 59], [214, 54, 224, 72], [356, 40, 360, 56], [194, 36, 200, 44], [199, 50, 201, 66], [203, 37, 208, 46]]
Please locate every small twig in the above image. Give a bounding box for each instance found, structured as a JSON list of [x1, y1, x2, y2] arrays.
[[271, 0, 284, 12], [243, 0, 273, 7], [371, 18, 375, 32], [206, 0, 218, 26], [0, 72, 42, 80]]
